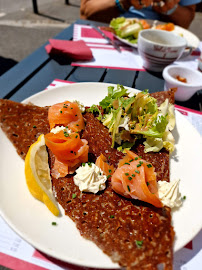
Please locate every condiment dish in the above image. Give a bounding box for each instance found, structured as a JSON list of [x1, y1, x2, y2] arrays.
[[163, 65, 202, 101]]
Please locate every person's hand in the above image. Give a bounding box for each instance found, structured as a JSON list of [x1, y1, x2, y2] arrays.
[[152, 0, 180, 14], [130, 0, 153, 10]]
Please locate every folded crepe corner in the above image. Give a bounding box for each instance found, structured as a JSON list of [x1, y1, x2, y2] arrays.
[[0, 89, 176, 269]]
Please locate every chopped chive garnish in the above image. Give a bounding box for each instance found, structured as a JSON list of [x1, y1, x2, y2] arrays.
[[136, 240, 143, 248], [127, 185, 130, 192], [146, 182, 150, 186], [139, 156, 142, 159], [124, 162, 130, 165], [63, 131, 69, 137], [129, 159, 134, 162], [182, 195, 186, 200], [125, 173, 129, 176], [128, 177, 132, 181], [76, 124, 79, 126], [109, 169, 112, 173], [33, 125, 36, 128], [107, 175, 111, 179], [82, 163, 86, 166], [147, 164, 152, 168], [135, 157, 138, 160], [110, 215, 114, 219], [60, 110, 62, 113], [132, 174, 135, 177], [75, 135, 78, 138], [52, 222, 57, 226], [139, 161, 143, 165], [72, 193, 76, 199], [137, 164, 141, 167], [135, 170, 140, 174], [71, 107, 73, 109], [108, 156, 111, 160]]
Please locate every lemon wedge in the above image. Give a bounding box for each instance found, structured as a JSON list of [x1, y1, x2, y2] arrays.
[[25, 134, 60, 216]]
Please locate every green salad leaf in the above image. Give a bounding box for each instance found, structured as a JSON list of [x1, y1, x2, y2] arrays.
[[97, 85, 175, 153], [99, 84, 129, 112], [103, 107, 123, 147], [87, 104, 102, 120], [159, 99, 175, 130], [110, 17, 143, 43], [117, 141, 136, 153], [143, 137, 164, 153], [110, 17, 126, 31], [163, 130, 175, 152]]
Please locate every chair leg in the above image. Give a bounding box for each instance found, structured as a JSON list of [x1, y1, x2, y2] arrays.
[[32, 0, 38, 14], [65, 0, 69, 4]]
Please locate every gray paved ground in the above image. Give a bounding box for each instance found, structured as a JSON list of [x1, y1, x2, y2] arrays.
[[0, 0, 80, 68]]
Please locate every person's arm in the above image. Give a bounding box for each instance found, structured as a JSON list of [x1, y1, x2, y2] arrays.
[[80, 0, 130, 23], [152, 0, 196, 29], [163, 4, 196, 28]]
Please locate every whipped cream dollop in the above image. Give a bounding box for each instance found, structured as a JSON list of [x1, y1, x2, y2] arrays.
[[73, 163, 107, 194], [158, 179, 182, 208], [50, 126, 72, 134]]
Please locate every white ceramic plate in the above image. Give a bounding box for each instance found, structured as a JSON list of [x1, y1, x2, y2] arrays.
[[0, 82, 202, 268], [115, 20, 200, 49]]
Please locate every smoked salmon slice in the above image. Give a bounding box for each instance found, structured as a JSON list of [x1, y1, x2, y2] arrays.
[[111, 150, 163, 208], [95, 154, 114, 178], [48, 101, 85, 132], [45, 131, 89, 177]]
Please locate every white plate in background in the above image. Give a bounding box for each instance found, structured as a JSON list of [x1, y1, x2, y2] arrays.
[[114, 19, 200, 49]]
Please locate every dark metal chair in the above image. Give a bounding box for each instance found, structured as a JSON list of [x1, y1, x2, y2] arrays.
[[32, 0, 69, 14]]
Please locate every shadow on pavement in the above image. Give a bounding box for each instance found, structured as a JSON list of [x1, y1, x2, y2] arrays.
[[36, 12, 66, 22], [0, 57, 18, 76]]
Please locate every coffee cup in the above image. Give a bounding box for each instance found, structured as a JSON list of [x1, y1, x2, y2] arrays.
[[138, 29, 192, 72]]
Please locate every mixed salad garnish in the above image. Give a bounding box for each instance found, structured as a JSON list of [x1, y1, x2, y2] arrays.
[[109, 17, 175, 44], [88, 85, 175, 153], [110, 17, 146, 44]]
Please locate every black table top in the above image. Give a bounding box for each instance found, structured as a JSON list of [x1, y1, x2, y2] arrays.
[[0, 19, 201, 111]]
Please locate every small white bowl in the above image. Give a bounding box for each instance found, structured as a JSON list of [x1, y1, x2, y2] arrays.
[[162, 65, 202, 101]]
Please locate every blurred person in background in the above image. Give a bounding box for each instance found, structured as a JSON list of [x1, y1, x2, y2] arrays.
[[80, 0, 200, 28]]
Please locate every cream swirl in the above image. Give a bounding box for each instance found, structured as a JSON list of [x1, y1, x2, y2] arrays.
[[73, 163, 107, 194], [50, 126, 72, 134], [158, 179, 182, 208]]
